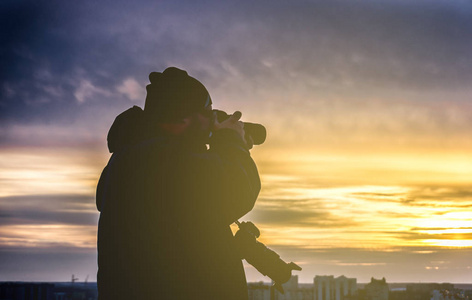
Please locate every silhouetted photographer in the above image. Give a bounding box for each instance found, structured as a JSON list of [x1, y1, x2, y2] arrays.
[[97, 67, 299, 300]]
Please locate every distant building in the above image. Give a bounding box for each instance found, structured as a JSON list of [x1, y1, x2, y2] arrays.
[[248, 276, 314, 300], [431, 290, 441, 300], [52, 282, 98, 300], [0, 282, 98, 300], [315, 275, 334, 300], [296, 283, 315, 300], [272, 275, 299, 300], [364, 277, 389, 300], [248, 281, 270, 300], [334, 276, 357, 300], [273, 275, 316, 300], [314, 275, 357, 300], [0, 282, 54, 300], [404, 283, 456, 300]]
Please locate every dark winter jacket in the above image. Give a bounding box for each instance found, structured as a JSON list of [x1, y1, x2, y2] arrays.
[[96, 107, 261, 299]]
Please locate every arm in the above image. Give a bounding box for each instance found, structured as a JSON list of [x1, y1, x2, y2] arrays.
[[208, 129, 261, 223], [187, 113, 261, 225]]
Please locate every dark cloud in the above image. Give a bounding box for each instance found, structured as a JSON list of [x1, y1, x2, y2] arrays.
[[1, 1, 80, 122], [0, 1, 143, 125], [246, 196, 358, 228], [246, 206, 355, 228], [2, 0, 472, 127], [0, 194, 98, 226]]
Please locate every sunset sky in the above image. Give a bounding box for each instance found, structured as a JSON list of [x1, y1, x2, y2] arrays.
[[1, 0, 472, 283]]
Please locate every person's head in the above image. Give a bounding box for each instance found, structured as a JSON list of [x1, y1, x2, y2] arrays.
[[144, 67, 213, 141]]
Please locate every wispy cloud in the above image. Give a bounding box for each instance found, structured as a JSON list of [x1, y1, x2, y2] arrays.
[[116, 78, 145, 101], [0, 194, 98, 254], [0, 148, 104, 197], [242, 171, 472, 251], [246, 203, 356, 228], [0, 194, 98, 227], [0, 224, 96, 249], [74, 79, 113, 104]]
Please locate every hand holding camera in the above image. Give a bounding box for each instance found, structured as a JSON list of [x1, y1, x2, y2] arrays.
[[212, 110, 266, 149], [212, 111, 246, 143]]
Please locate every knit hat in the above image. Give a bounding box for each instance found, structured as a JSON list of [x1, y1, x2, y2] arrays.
[[144, 67, 212, 121]]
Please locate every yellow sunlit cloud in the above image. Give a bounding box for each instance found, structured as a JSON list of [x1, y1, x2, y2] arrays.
[[415, 212, 472, 231], [423, 240, 472, 248], [2, 141, 472, 257], [247, 147, 472, 251], [0, 224, 96, 249], [0, 148, 105, 197]]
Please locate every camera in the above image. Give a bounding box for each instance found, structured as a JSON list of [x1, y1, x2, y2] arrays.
[[234, 221, 302, 294], [214, 110, 267, 145]]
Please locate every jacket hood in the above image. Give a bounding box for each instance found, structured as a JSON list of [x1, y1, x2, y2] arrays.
[[107, 106, 146, 153]]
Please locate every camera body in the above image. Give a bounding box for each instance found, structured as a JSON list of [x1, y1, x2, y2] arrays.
[[234, 221, 302, 294]]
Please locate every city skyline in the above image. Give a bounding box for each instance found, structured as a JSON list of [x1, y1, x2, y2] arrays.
[[2, 276, 470, 300], [1, 0, 472, 283]]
